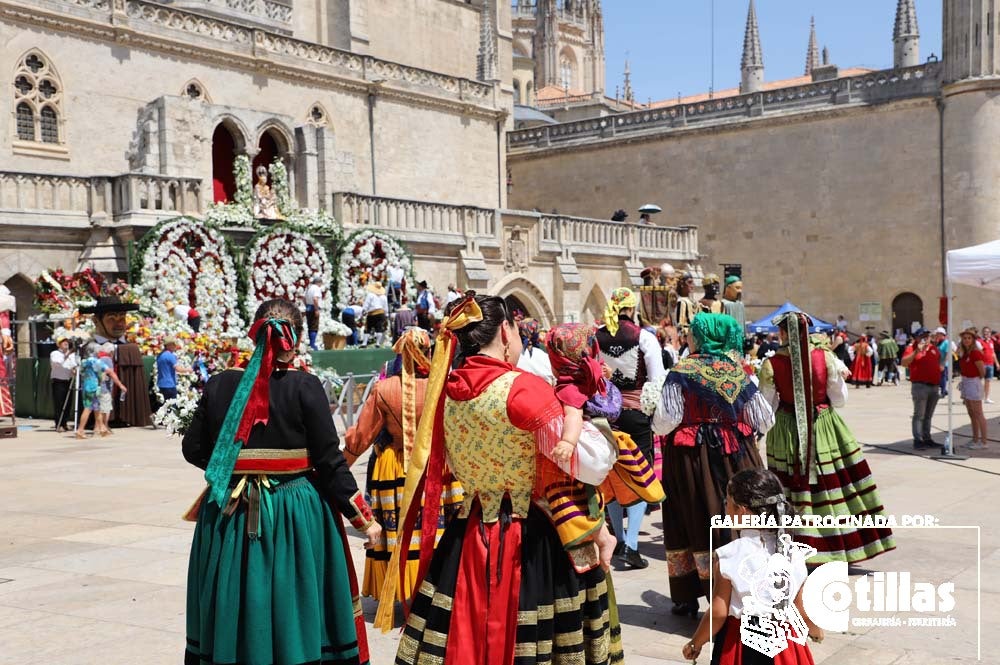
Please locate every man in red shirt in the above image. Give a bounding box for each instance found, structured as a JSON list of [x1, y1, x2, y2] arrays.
[[901, 328, 944, 450], [981, 327, 998, 403]]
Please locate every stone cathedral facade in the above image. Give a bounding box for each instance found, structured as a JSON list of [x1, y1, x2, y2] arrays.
[[0, 0, 696, 335], [509, 0, 1000, 335]]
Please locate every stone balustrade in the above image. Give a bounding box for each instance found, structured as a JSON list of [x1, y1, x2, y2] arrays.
[[509, 62, 942, 150], [150, 0, 293, 32], [113, 173, 203, 218], [0, 170, 202, 225], [334, 191, 699, 262], [538, 214, 697, 260], [334, 192, 499, 246]]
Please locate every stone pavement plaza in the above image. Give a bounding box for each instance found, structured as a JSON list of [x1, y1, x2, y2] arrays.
[[2, 383, 998, 664]]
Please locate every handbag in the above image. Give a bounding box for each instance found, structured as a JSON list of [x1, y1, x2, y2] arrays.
[[584, 382, 622, 423]]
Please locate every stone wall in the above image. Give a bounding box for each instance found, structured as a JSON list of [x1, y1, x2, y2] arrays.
[[941, 80, 1000, 331], [509, 99, 959, 335], [365, 0, 481, 80], [0, 14, 500, 209]]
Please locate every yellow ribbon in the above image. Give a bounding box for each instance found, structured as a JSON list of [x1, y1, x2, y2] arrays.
[[392, 328, 432, 472], [375, 297, 482, 632]]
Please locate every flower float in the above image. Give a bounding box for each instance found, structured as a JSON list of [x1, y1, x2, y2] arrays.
[[134, 217, 243, 333], [243, 225, 335, 323], [337, 229, 413, 306]]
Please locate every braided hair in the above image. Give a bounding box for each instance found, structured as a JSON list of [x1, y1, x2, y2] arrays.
[[447, 294, 514, 357], [727, 468, 795, 554], [253, 299, 303, 343]]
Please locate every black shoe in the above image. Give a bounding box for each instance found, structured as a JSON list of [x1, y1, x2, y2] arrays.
[[618, 546, 648, 569], [924, 440, 944, 449], [612, 541, 625, 557], [670, 600, 699, 617], [913, 441, 931, 450]]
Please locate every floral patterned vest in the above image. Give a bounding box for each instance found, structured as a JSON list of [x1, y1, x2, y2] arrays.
[[444, 371, 536, 522]]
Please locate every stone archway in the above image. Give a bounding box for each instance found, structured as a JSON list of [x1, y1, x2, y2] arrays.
[[4, 273, 38, 357], [892, 292, 924, 334], [581, 284, 606, 326], [490, 274, 555, 329]]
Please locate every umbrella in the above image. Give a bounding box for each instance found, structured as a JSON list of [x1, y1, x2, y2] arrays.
[[638, 203, 662, 214]]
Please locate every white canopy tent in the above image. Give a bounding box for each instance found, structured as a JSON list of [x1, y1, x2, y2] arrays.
[[941, 239, 1000, 457]]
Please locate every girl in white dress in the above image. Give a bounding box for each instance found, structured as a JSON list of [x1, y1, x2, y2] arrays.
[[682, 469, 823, 664]]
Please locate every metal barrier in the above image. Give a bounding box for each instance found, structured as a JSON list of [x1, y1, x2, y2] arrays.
[[322, 371, 379, 432]]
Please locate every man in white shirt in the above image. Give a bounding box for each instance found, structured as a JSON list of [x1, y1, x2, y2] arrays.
[[304, 276, 324, 350], [446, 284, 462, 307], [50, 333, 80, 431], [362, 281, 389, 347], [387, 264, 405, 309]]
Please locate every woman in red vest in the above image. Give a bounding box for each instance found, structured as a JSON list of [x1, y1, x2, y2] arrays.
[[758, 313, 895, 565]]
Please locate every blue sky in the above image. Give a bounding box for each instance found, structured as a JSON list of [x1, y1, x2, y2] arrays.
[[602, 1, 942, 102]]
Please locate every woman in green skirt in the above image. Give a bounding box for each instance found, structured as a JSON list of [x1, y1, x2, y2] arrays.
[[182, 298, 381, 665], [758, 311, 895, 565]]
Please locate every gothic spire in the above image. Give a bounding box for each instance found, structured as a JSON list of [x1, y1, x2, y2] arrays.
[[805, 16, 819, 76], [740, 0, 764, 93], [893, 0, 919, 41], [623, 58, 633, 104], [892, 0, 919, 68], [476, 1, 498, 82]]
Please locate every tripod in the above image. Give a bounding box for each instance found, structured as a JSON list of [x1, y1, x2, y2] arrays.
[[55, 341, 83, 433]]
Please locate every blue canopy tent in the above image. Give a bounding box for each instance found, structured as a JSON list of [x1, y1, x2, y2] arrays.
[[745, 302, 835, 334]]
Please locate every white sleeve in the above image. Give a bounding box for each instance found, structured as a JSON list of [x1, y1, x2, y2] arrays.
[[826, 351, 849, 408], [758, 359, 779, 412], [639, 330, 666, 381], [652, 380, 684, 435], [740, 390, 775, 435]]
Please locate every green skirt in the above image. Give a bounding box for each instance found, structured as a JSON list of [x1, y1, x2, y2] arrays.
[[766, 408, 896, 565], [185, 475, 368, 665]]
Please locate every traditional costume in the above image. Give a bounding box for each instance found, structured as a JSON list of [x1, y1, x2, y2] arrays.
[[384, 298, 623, 665], [652, 313, 772, 609], [721, 276, 746, 332], [80, 296, 152, 427], [698, 273, 724, 315], [182, 316, 373, 665], [343, 329, 462, 601], [850, 338, 874, 387], [758, 312, 895, 565], [596, 287, 665, 567], [0, 286, 14, 419], [712, 531, 816, 665], [544, 323, 663, 515]]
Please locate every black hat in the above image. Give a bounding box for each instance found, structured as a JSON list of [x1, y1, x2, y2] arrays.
[[417, 280, 428, 288], [78, 295, 140, 314], [914, 327, 930, 338]]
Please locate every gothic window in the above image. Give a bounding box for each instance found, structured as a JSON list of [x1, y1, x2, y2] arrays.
[[40, 106, 58, 143], [16, 103, 34, 141], [307, 103, 329, 127], [11, 50, 65, 149], [182, 79, 209, 102], [560, 57, 573, 89]]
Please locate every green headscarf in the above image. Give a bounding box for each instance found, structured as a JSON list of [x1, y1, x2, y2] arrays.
[[690, 313, 744, 356]]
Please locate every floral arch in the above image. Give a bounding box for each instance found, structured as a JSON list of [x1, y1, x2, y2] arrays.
[[244, 225, 334, 321], [133, 217, 243, 332], [337, 230, 413, 306]]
